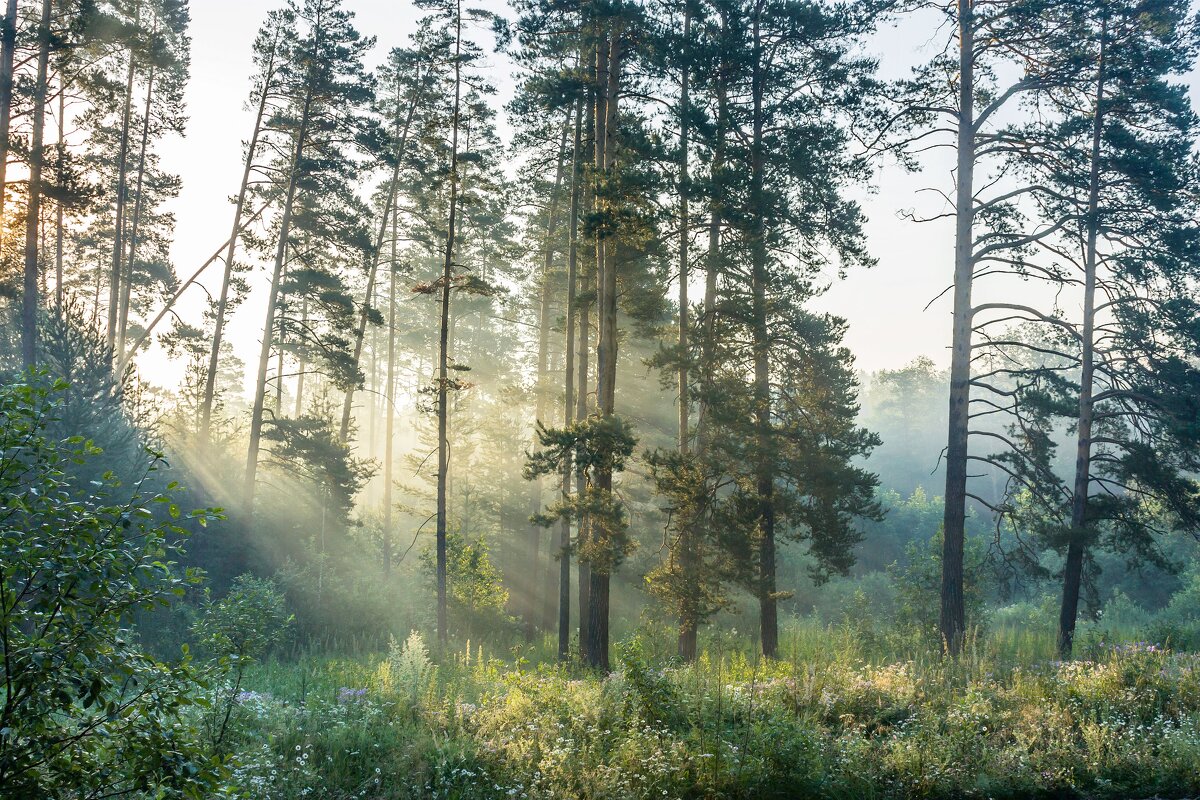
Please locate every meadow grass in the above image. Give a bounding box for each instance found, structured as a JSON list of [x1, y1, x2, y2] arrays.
[[216, 619, 1200, 799]]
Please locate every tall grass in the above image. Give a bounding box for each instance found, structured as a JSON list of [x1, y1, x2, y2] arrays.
[[208, 616, 1200, 799]]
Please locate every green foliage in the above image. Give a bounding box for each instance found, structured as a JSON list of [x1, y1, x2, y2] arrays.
[[0, 376, 224, 797], [890, 526, 991, 645], [195, 575, 292, 665], [526, 414, 639, 574], [420, 533, 513, 637], [194, 574, 292, 752]]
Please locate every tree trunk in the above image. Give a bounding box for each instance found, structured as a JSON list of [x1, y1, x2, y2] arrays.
[[587, 23, 622, 672], [0, 0, 19, 243], [244, 90, 313, 509], [436, 0, 464, 647], [749, 2, 776, 659], [293, 295, 308, 417], [383, 207, 398, 573], [54, 75, 64, 307], [202, 24, 279, 442], [107, 3, 140, 351], [939, 0, 975, 657], [21, 0, 51, 368], [1059, 17, 1107, 660], [576, 79, 596, 662], [676, 1, 695, 662], [526, 114, 570, 642], [558, 96, 582, 661], [338, 68, 421, 442], [117, 62, 156, 358]]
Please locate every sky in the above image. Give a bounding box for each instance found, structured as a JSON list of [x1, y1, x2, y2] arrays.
[[150, 1, 1198, 393]]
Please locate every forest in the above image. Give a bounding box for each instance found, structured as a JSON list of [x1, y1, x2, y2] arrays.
[[3, 0, 1200, 797]]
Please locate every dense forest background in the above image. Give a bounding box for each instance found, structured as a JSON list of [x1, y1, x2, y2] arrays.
[[4, 0, 1200, 796]]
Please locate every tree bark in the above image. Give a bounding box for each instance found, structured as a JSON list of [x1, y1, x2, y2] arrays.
[[587, 22, 622, 672], [54, 74, 64, 307], [558, 95, 582, 661], [117, 61, 156, 358], [107, 2, 140, 351], [244, 89, 313, 510], [1059, 16, 1107, 660], [201, 23, 279, 442], [526, 113, 570, 642], [676, 0, 695, 662], [383, 207, 398, 573], [749, 0, 776, 659], [940, 0, 976, 657], [0, 0, 19, 244], [338, 67, 421, 442], [20, 0, 50, 367], [436, 0, 464, 647]]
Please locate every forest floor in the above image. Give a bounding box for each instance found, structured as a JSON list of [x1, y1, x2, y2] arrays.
[[215, 623, 1200, 799]]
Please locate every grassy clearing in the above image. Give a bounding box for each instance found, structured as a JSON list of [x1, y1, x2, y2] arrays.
[[210, 619, 1200, 799]]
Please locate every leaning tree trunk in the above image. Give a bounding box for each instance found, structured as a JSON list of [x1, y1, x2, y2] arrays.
[[939, 0, 976, 657], [1059, 18, 1107, 660], [0, 0, 20, 243], [202, 24, 279, 442], [20, 0, 51, 368], [244, 90, 313, 510]]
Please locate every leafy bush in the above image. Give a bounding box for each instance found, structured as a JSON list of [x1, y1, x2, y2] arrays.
[[0, 376, 223, 797], [194, 574, 292, 750]]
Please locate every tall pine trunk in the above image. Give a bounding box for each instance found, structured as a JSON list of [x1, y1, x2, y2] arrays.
[[338, 68, 421, 442], [117, 62, 156, 357], [54, 75, 64, 307], [1059, 17, 1108, 660], [436, 0, 464, 646], [749, 1, 776, 659], [0, 0, 19, 242], [939, 0, 975, 657], [244, 90, 313, 509], [201, 25, 279, 442], [107, 3, 140, 351], [526, 114, 569, 642], [675, 1, 696, 662], [587, 23, 622, 671], [558, 96, 583, 661], [20, 0, 51, 367], [576, 80, 596, 660], [383, 208, 398, 573]]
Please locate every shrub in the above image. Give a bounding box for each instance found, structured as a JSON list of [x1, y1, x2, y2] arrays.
[[0, 375, 223, 797]]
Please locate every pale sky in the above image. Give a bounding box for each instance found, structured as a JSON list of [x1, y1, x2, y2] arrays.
[[150, 1, 1200, 393]]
